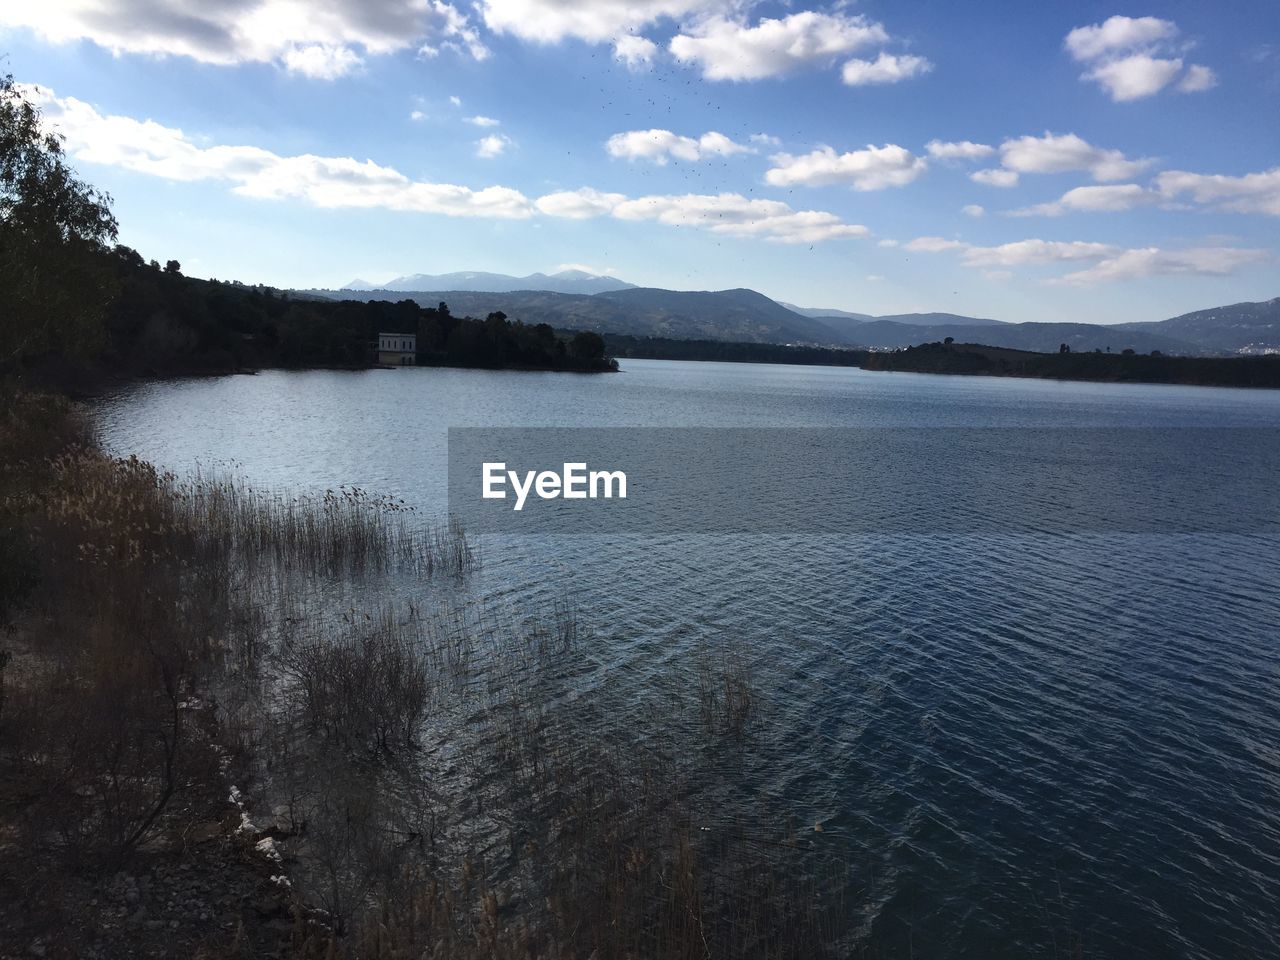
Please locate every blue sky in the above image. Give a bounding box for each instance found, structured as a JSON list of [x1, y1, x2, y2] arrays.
[[4, 1, 1278, 323]]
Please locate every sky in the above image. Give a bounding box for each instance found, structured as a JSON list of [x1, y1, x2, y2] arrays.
[[3, 1, 1278, 324]]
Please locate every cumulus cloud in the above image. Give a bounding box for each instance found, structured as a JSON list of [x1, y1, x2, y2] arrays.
[[840, 52, 932, 86], [927, 140, 995, 161], [971, 168, 1018, 188], [614, 35, 659, 69], [535, 188, 630, 219], [1156, 167, 1280, 215], [466, 115, 501, 127], [474, 133, 512, 158], [26, 85, 533, 217], [2, 0, 488, 75], [999, 132, 1152, 182], [1064, 15, 1215, 101], [962, 204, 985, 217], [27, 84, 874, 248], [1084, 54, 1183, 102], [1011, 184, 1156, 217], [764, 144, 927, 190], [1055, 247, 1269, 284], [479, 0, 720, 44], [669, 11, 888, 81], [606, 129, 753, 164], [535, 187, 869, 244], [418, 0, 491, 61], [905, 230, 1266, 284], [1064, 15, 1178, 62], [1178, 64, 1219, 92], [281, 44, 363, 80]]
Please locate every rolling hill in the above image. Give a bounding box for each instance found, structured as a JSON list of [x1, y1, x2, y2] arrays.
[[306, 275, 1279, 357], [1114, 297, 1280, 354], [323, 286, 855, 345]]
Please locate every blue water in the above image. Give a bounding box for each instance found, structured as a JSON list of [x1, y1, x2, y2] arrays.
[[95, 360, 1280, 958]]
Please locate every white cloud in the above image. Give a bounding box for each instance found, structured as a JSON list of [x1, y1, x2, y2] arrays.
[[906, 230, 1267, 284], [749, 133, 781, 147], [866, 274, 885, 282], [1064, 15, 1215, 101], [466, 115, 501, 127], [999, 132, 1151, 182], [1011, 184, 1156, 217], [555, 262, 619, 275], [927, 140, 995, 161], [614, 35, 659, 69], [606, 129, 753, 164], [409, 110, 426, 121], [1056, 247, 1269, 285], [281, 44, 363, 80], [475, 134, 512, 158], [904, 237, 967, 253], [20, 84, 887, 250], [26, 85, 534, 219], [971, 168, 1018, 188], [535, 187, 869, 244], [1064, 16, 1178, 62], [962, 204, 985, 217], [1085, 54, 1183, 102], [669, 11, 889, 81], [1178, 64, 1218, 92], [841, 52, 932, 86], [535, 188, 629, 219], [765, 144, 927, 190], [449, 95, 462, 107], [479, 0, 721, 44], [418, 0, 491, 61], [1156, 167, 1280, 216], [878, 239, 899, 248], [3, 0, 487, 75]]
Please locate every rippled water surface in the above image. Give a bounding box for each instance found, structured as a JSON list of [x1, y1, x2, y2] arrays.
[[96, 361, 1280, 958]]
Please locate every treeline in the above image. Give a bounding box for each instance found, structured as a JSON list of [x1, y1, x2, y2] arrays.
[[863, 340, 1280, 389], [603, 333, 869, 367], [19, 249, 616, 388]]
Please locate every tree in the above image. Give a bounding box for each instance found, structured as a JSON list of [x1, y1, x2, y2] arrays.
[[0, 75, 118, 369], [944, 336, 954, 345], [164, 259, 181, 274], [1059, 342, 1070, 354], [568, 330, 606, 363]]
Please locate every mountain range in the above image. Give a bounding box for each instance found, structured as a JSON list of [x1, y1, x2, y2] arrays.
[[343, 269, 635, 296], [307, 272, 1280, 357]]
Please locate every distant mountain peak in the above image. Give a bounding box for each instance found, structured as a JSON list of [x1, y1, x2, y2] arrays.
[[340, 269, 635, 296]]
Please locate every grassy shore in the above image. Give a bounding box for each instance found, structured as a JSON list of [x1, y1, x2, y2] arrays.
[[0, 387, 856, 960]]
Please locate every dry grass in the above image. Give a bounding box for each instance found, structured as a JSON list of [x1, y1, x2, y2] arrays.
[[1, 389, 853, 959]]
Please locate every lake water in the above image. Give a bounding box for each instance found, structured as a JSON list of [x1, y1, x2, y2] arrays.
[[95, 360, 1280, 959]]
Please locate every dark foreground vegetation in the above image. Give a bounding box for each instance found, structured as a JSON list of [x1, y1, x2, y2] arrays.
[[863, 340, 1280, 388], [0, 392, 860, 959]]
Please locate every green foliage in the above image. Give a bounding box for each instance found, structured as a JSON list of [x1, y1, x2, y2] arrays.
[[0, 76, 118, 369]]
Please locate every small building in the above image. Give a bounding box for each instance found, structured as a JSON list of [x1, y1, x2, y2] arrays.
[[377, 332, 416, 366]]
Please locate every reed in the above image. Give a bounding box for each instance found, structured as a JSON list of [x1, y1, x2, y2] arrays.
[[1, 391, 854, 959]]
